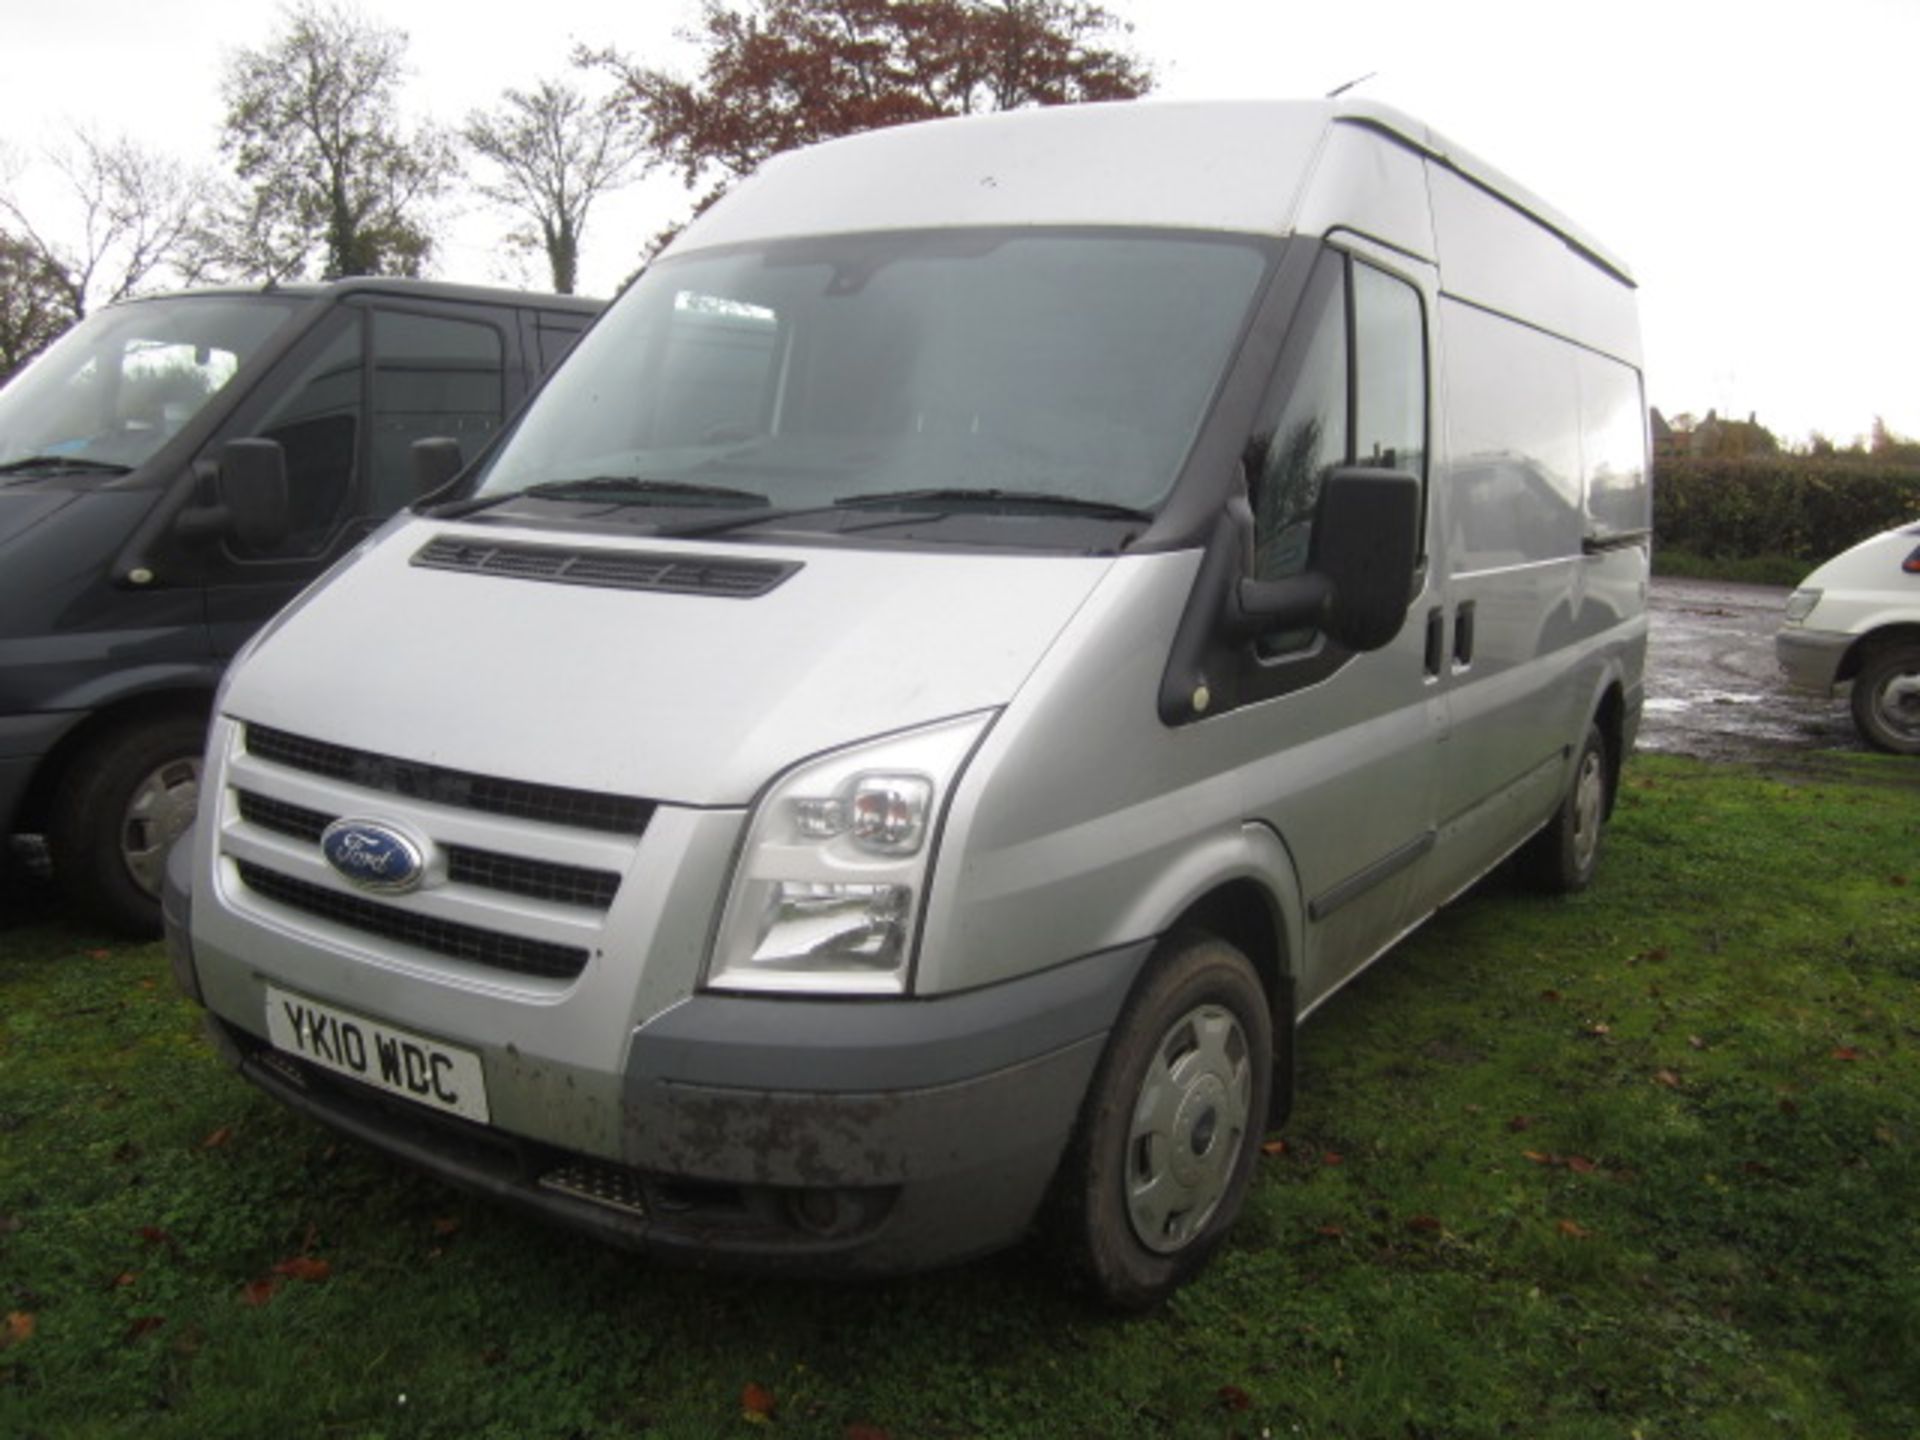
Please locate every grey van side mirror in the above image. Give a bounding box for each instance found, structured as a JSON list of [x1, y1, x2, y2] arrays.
[[1233, 466, 1419, 653], [410, 436, 464, 499], [216, 438, 292, 552], [173, 438, 291, 550]]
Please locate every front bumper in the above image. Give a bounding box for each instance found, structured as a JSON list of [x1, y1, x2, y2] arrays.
[[1775, 627, 1852, 695], [195, 939, 1151, 1275]]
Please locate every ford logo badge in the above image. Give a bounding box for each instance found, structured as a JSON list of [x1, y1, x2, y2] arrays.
[[320, 819, 427, 893]]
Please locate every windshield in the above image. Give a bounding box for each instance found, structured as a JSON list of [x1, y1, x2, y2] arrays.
[[473, 229, 1270, 527], [0, 294, 305, 475]]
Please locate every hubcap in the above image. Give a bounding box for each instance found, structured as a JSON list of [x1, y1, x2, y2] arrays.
[[1874, 670, 1920, 743], [123, 756, 201, 899], [1570, 748, 1605, 874], [1125, 1003, 1252, 1254]]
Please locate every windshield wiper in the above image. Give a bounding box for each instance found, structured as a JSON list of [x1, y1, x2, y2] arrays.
[[0, 455, 136, 478], [424, 475, 773, 519], [652, 486, 1155, 541], [837, 487, 1154, 520]]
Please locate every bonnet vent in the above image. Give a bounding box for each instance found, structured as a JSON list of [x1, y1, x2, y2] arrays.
[[412, 536, 801, 598]]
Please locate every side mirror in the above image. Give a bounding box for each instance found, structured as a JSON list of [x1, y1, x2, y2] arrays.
[[217, 438, 291, 552], [1230, 466, 1419, 652], [410, 436, 464, 500], [1310, 467, 1420, 652]]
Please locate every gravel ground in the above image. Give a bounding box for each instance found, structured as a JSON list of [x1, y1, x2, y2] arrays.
[[1640, 576, 1860, 761]]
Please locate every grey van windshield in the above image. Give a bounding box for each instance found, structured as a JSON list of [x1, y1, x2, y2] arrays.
[[475, 230, 1269, 517], [0, 295, 303, 475]]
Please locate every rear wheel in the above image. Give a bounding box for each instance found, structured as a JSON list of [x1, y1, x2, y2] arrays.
[[1850, 643, 1920, 755], [1520, 721, 1610, 894], [1053, 933, 1272, 1309], [49, 714, 206, 937]]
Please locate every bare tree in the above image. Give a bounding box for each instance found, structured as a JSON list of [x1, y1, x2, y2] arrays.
[[210, 0, 452, 281], [463, 79, 643, 295], [0, 129, 200, 321]]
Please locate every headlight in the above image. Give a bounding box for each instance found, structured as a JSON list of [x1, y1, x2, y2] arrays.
[[1783, 588, 1822, 624], [708, 712, 993, 995]]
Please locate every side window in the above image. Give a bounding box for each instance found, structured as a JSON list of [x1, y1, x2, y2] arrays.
[[1248, 252, 1428, 652], [536, 319, 589, 373], [369, 309, 506, 517], [245, 313, 364, 559], [1250, 254, 1346, 584], [1353, 262, 1427, 484]]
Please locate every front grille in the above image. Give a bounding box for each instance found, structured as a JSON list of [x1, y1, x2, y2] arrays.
[[237, 862, 591, 980], [244, 725, 653, 837], [446, 849, 621, 909], [238, 791, 329, 842], [235, 790, 623, 911], [412, 535, 800, 599]]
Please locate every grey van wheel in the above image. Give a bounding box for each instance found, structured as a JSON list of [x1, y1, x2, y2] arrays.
[[1850, 643, 1920, 755], [1520, 722, 1609, 894], [1055, 934, 1272, 1309], [49, 714, 206, 938]]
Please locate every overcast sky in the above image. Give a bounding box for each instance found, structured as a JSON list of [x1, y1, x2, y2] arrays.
[[3, 0, 1914, 444]]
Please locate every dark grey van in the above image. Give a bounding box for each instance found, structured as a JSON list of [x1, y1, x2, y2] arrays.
[[0, 279, 599, 931]]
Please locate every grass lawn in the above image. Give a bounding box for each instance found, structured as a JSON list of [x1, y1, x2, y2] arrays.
[[1, 753, 1915, 1439]]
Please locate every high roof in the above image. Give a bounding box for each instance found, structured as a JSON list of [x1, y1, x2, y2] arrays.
[[669, 98, 1631, 285]]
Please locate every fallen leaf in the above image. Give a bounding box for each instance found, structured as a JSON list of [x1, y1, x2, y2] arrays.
[[200, 1126, 233, 1150], [1832, 1047, 1863, 1062], [1508, 1115, 1535, 1132], [272, 1256, 331, 1283], [742, 1382, 776, 1420], [137, 978, 155, 990], [109, 1271, 138, 1290], [1522, 1149, 1556, 1166], [136, 1226, 172, 1247], [1406, 1214, 1442, 1233], [1314, 1225, 1344, 1239], [845, 1426, 892, 1440], [1321, 1151, 1343, 1166], [431, 1216, 462, 1237], [124, 1316, 165, 1343], [1584, 1022, 1612, 1038], [2, 1312, 34, 1349], [1566, 1156, 1598, 1175], [1889, 875, 1908, 888], [0, 1214, 20, 1234], [1218, 1383, 1252, 1411], [1742, 1161, 1775, 1178], [87, 949, 112, 960], [241, 1279, 278, 1307], [1687, 1035, 1707, 1051], [1653, 1069, 1683, 1090], [1779, 1097, 1800, 1115], [1556, 1219, 1593, 1240], [1539, 989, 1562, 1002]]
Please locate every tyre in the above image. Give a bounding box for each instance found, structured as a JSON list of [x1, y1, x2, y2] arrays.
[[1849, 643, 1920, 755], [49, 713, 207, 938], [1053, 933, 1273, 1309], [1519, 721, 1610, 894]]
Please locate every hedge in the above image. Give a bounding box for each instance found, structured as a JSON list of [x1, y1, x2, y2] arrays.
[[1653, 456, 1920, 563]]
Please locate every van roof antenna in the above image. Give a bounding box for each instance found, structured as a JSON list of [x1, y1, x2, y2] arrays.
[[1325, 72, 1376, 99]]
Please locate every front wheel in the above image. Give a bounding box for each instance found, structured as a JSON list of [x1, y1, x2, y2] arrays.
[[1053, 933, 1273, 1309], [1850, 643, 1920, 755], [49, 713, 207, 937], [1519, 721, 1611, 894]]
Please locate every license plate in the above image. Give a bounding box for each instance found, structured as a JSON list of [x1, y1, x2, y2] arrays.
[[265, 986, 490, 1124]]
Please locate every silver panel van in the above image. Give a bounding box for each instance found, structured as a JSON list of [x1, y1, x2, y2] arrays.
[[168, 99, 1649, 1306]]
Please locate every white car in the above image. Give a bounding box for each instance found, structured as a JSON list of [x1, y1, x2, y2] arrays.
[[1777, 521, 1920, 753]]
